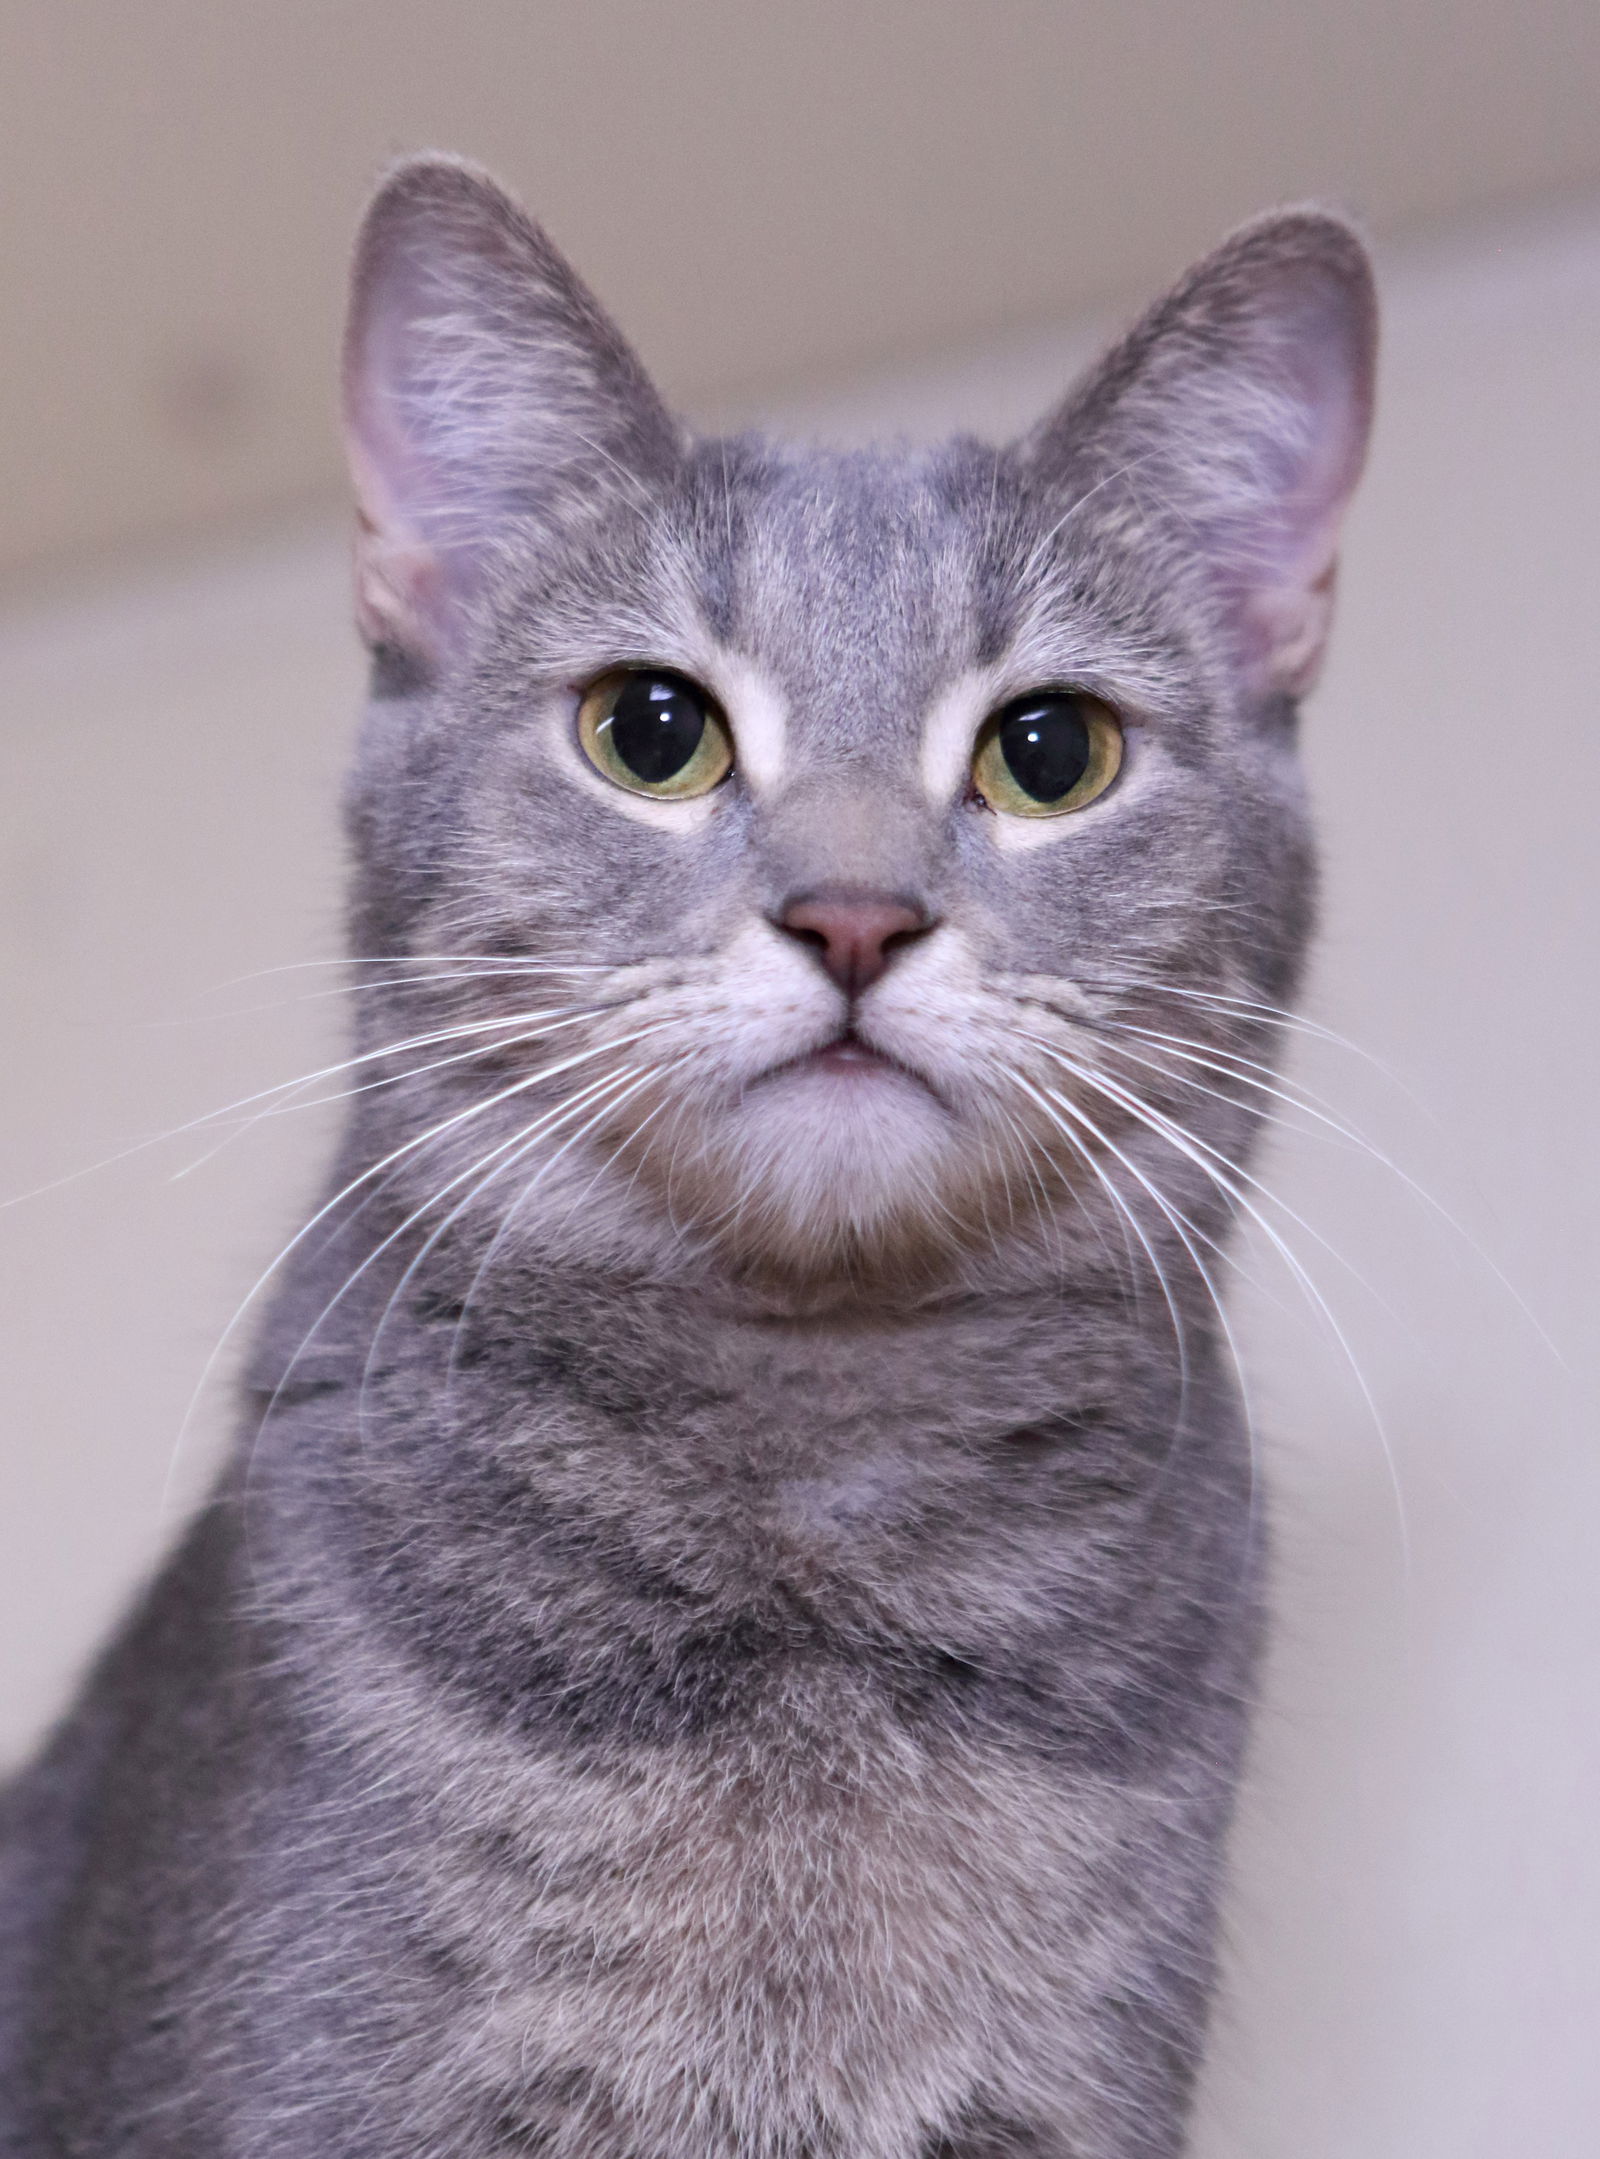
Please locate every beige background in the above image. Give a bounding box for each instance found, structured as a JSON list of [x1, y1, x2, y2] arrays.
[[7, 0, 1600, 577], [3, 9, 1599, 2154]]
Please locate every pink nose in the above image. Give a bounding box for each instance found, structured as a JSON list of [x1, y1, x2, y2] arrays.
[[776, 890, 932, 996]]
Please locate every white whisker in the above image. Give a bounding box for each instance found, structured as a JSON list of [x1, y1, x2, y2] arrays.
[[1099, 1018, 1563, 1363], [168, 1011, 604, 1179], [1032, 1037, 1407, 1570], [6, 1004, 606, 1210], [349, 1059, 666, 1431], [160, 1022, 668, 1523], [1001, 1066, 1203, 1439], [442, 1065, 688, 1396]]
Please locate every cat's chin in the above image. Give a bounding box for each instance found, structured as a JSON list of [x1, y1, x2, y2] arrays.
[[616, 1054, 1023, 1291], [745, 1050, 947, 1134]]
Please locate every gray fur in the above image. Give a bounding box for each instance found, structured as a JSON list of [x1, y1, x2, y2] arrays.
[[0, 157, 1375, 2156]]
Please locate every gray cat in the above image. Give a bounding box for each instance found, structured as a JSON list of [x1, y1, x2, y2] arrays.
[[0, 157, 1374, 2156]]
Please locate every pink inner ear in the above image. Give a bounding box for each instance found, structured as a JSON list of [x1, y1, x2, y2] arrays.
[[1246, 557, 1340, 699], [343, 256, 460, 668], [351, 515, 449, 663], [1235, 319, 1372, 698]]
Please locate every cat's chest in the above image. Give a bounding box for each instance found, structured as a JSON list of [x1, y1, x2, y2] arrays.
[[382, 1712, 1140, 2154]]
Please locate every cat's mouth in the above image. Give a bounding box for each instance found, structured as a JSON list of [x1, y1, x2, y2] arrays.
[[809, 1030, 894, 1075], [758, 1027, 946, 1105]]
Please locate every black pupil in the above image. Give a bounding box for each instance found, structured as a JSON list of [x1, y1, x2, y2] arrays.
[[606, 673, 707, 783], [997, 695, 1092, 802]]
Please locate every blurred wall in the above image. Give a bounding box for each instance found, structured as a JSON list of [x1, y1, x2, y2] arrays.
[[7, 0, 1600, 576], [2, 192, 1598, 2154]]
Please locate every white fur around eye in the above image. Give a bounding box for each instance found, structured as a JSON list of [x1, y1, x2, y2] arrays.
[[546, 651, 791, 827], [703, 654, 789, 794], [918, 670, 996, 802], [922, 654, 1151, 846]]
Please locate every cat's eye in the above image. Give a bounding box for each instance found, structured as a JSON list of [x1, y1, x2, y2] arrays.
[[577, 669, 735, 799], [970, 690, 1123, 817]]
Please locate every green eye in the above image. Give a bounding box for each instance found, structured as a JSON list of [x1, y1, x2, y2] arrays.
[[971, 690, 1123, 817], [577, 669, 735, 799]]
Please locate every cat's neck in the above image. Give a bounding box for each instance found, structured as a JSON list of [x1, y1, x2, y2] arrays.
[[249, 1102, 1234, 1446], [238, 1140, 1237, 1775]]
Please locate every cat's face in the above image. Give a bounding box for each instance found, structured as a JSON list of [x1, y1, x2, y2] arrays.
[[339, 160, 1373, 1294]]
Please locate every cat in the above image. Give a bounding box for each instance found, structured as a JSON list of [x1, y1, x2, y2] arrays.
[[0, 156, 1373, 2157]]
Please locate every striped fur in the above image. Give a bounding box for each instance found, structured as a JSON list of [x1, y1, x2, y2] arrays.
[[0, 159, 1374, 2155]]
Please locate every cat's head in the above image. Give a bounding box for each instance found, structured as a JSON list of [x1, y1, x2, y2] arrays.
[[337, 157, 1373, 1299]]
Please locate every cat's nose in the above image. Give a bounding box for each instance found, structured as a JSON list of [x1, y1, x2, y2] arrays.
[[775, 888, 934, 996]]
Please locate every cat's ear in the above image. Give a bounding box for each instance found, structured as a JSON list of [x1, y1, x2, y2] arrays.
[[1022, 210, 1376, 699], [342, 155, 681, 676]]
